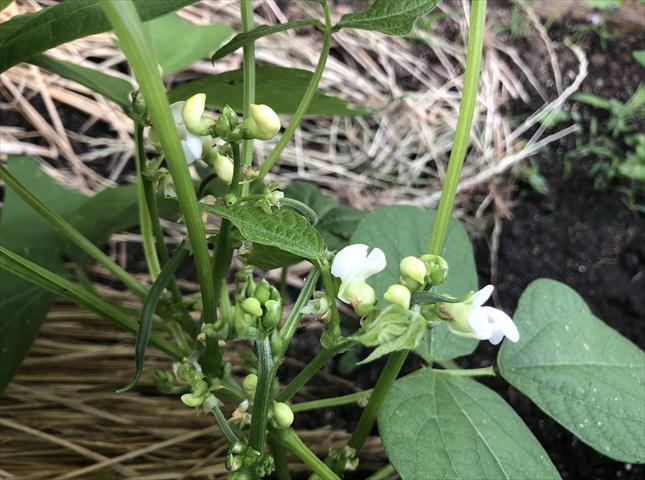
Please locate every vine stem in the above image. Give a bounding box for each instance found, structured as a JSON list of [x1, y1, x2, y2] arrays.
[[254, 0, 332, 185], [291, 389, 372, 413], [101, 2, 218, 332], [348, 0, 488, 452], [269, 429, 341, 480], [248, 336, 273, 453], [240, 0, 255, 197], [0, 165, 148, 299]]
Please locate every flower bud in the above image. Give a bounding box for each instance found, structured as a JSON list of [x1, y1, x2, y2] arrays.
[[420, 254, 449, 286], [262, 299, 282, 329], [347, 281, 377, 316], [213, 152, 234, 185], [180, 392, 204, 407], [242, 373, 258, 398], [182, 93, 207, 134], [439, 301, 472, 336], [245, 277, 257, 298], [243, 104, 281, 140], [241, 297, 263, 317], [400, 256, 427, 286], [266, 190, 284, 206], [131, 90, 146, 117], [270, 330, 285, 355], [192, 378, 209, 397], [254, 280, 271, 305], [272, 401, 294, 429], [383, 284, 411, 310]]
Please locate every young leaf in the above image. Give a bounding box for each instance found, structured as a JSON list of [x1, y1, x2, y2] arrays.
[[141, 13, 233, 74], [498, 279, 645, 463], [0, 0, 197, 73], [336, 0, 440, 36], [350, 205, 478, 362], [211, 19, 321, 62], [168, 66, 372, 116], [119, 245, 189, 393], [28, 54, 133, 110], [203, 204, 326, 263], [378, 369, 561, 479]]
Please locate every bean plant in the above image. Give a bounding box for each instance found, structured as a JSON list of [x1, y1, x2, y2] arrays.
[[0, 1, 643, 479]]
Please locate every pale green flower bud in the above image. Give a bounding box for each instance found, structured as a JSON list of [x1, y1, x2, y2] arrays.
[[383, 284, 411, 310], [400, 256, 427, 286], [242, 373, 258, 398], [180, 392, 204, 407], [241, 297, 263, 317], [266, 190, 284, 206], [272, 401, 294, 429], [182, 93, 214, 135], [243, 104, 281, 140], [347, 281, 377, 316], [213, 152, 234, 185], [254, 280, 271, 305], [262, 299, 282, 329], [420, 254, 449, 286]]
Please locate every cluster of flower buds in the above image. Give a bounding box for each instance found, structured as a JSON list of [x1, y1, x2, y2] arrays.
[[399, 254, 448, 291], [258, 184, 284, 214], [309, 446, 358, 480], [226, 441, 274, 479], [241, 278, 283, 330]]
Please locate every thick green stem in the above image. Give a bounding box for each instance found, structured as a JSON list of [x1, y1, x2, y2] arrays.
[[269, 429, 341, 480], [248, 336, 273, 453], [291, 389, 372, 413], [0, 165, 148, 299], [348, 0, 488, 452], [271, 437, 292, 480], [240, 0, 255, 197], [0, 246, 183, 360], [254, 1, 332, 185], [275, 341, 348, 402], [319, 261, 341, 346], [101, 2, 217, 330]]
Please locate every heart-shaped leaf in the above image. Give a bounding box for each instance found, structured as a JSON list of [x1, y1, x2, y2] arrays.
[[498, 279, 645, 463], [336, 0, 440, 36], [378, 369, 561, 479]]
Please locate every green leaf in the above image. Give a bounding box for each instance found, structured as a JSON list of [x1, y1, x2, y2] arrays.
[[378, 369, 560, 479], [633, 50, 645, 67], [498, 279, 645, 463], [240, 243, 303, 270], [141, 13, 232, 74], [203, 204, 326, 263], [119, 245, 189, 393], [211, 19, 321, 62], [285, 181, 337, 218], [168, 66, 371, 116], [0, 0, 197, 73], [29, 54, 133, 110], [350, 205, 478, 362], [574, 93, 613, 110], [336, 0, 440, 36]]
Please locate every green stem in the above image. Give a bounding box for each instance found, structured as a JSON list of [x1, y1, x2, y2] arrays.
[[0, 165, 148, 299], [272, 437, 292, 480], [209, 402, 239, 446], [240, 0, 255, 197], [101, 2, 217, 330], [276, 269, 320, 358], [435, 366, 495, 377], [275, 341, 348, 402], [134, 125, 161, 280], [291, 389, 371, 413], [348, 0, 488, 452], [254, 1, 332, 185], [248, 336, 273, 453], [319, 261, 341, 346], [279, 266, 288, 298], [0, 246, 183, 360], [269, 429, 341, 480], [366, 464, 396, 480]]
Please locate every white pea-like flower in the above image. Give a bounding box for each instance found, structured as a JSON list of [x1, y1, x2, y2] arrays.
[[443, 285, 519, 345], [331, 244, 386, 312], [170, 101, 203, 164]]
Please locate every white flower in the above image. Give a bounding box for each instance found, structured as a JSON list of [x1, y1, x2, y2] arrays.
[[443, 285, 519, 345], [170, 101, 203, 164], [331, 244, 386, 304]]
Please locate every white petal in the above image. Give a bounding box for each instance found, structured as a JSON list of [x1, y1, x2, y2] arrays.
[[467, 307, 493, 340], [488, 327, 505, 345], [482, 306, 519, 343], [361, 247, 387, 278], [184, 134, 203, 161], [471, 284, 494, 307], [170, 101, 185, 124], [331, 244, 368, 280], [180, 140, 197, 164]]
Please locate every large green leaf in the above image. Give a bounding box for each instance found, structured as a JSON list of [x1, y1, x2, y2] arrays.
[[203, 204, 326, 263], [285, 181, 365, 250], [350, 206, 478, 362], [29, 54, 133, 110], [168, 66, 371, 116], [0, 156, 178, 392], [142, 13, 232, 74], [211, 19, 320, 62], [378, 369, 560, 479], [0, 0, 197, 73], [336, 0, 440, 36], [498, 279, 645, 463]]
